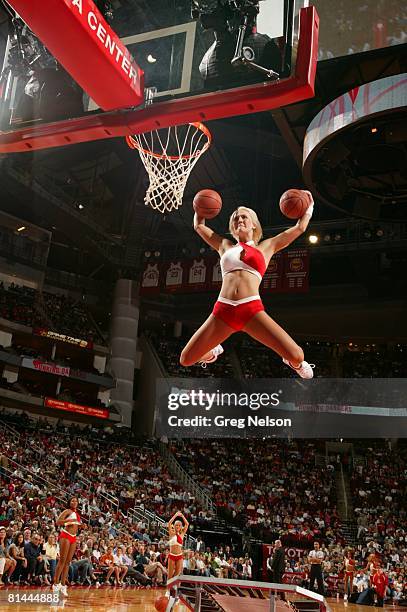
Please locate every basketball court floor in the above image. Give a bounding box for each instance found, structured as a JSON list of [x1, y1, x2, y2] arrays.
[[0, 587, 404, 612]]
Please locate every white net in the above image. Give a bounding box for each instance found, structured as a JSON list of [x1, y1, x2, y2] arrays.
[[126, 122, 211, 214]]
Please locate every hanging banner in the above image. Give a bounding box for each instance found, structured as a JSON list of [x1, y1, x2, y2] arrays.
[[262, 251, 284, 293], [282, 249, 309, 293], [140, 263, 161, 295], [207, 257, 222, 292], [185, 258, 208, 292], [163, 261, 185, 293], [21, 357, 70, 377], [44, 397, 109, 419], [33, 328, 93, 350], [140, 250, 309, 296]]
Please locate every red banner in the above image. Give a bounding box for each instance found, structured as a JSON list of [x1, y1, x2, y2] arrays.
[[22, 357, 70, 377], [44, 398, 108, 419], [326, 574, 341, 591], [262, 544, 308, 580], [262, 252, 284, 292], [282, 249, 309, 292]]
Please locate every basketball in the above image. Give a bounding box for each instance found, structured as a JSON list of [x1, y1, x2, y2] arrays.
[[154, 596, 170, 611], [193, 189, 222, 219], [279, 189, 311, 219]]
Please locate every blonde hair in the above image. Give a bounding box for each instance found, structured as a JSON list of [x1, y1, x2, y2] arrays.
[[229, 206, 263, 244]]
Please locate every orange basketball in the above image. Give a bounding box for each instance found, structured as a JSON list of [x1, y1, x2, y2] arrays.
[[155, 596, 170, 611], [193, 189, 222, 219], [279, 189, 311, 219]]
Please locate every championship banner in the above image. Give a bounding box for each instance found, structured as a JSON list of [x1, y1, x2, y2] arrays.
[[44, 397, 109, 419], [34, 328, 93, 350], [21, 357, 70, 378], [185, 258, 209, 292], [282, 249, 309, 292], [163, 261, 185, 293], [6, 0, 144, 111], [262, 252, 283, 293], [140, 263, 161, 295]]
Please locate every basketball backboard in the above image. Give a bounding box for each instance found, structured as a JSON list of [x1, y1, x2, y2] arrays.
[[0, 0, 318, 153]]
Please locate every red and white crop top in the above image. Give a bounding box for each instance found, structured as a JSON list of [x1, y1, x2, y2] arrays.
[[169, 534, 183, 546], [64, 511, 81, 526], [220, 240, 266, 281]]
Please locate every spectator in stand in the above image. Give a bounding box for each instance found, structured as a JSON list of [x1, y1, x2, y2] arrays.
[[70, 549, 98, 585], [100, 545, 118, 584], [0, 526, 17, 585], [43, 533, 59, 583], [24, 533, 48, 585], [135, 542, 167, 586], [122, 545, 152, 586], [192, 535, 206, 553], [242, 558, 252, 579], [112, 546, 128, 586], [8, 532, 27, 583], [196, 553, 208, 576]]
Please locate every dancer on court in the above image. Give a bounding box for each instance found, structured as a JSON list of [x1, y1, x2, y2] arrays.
[[167, 511, 189, 580], [52, 497, 83, 597], [343, 550, 356, 601], [180, 193, 315, 377]]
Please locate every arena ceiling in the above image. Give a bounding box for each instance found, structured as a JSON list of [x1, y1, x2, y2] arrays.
[[0, 2, 406, 283]]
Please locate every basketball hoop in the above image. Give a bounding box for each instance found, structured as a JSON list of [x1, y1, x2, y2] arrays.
[[126, 122, 212, 214]]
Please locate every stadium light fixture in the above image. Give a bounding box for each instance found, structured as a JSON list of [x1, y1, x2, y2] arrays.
[[17, 226, 26, 232], [308, 234, 319, 244]]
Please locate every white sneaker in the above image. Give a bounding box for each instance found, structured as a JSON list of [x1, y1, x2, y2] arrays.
[[60, 585, 68, 598], [200, 344, 224, 368], [344, 594, 348, 601], [52, 583, 61, 593], [283, 358, 315, 379]]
